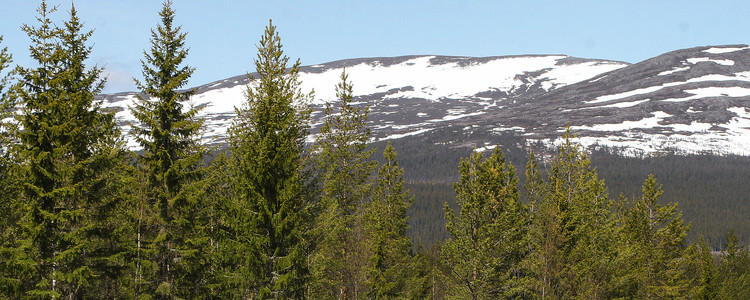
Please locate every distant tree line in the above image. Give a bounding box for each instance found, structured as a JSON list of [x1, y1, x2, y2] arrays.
[[1, 1, 749, 298]]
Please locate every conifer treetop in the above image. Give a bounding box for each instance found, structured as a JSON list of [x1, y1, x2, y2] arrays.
[[136, 0, 194, 99]]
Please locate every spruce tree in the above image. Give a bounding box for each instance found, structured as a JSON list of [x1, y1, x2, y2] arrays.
[[130, 0, 207, 297], [12, 2, 130, 297], [0, 34, 24, 296], [526, 129, 615, 299], [685, 237, 718, 299], [365, 142, 414, 298], [309, 70, 377, 298], [0, 35, 11, 108], [613, 175, 692, 298], [442, 147, 529, 299], [226, 19, 312, 298], [523, 152, 545, 206], [0, 34, 16, 216], [717, 229, 750, 298]]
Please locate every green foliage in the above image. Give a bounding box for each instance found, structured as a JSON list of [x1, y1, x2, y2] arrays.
[[442, 147, 529, 299], [309, 70, 377, 298], [0, 35, 12, 111], [686, 237, 719, 299], [225, 19, 312, 298], [130, 1, 208, 297], [526, 128, 616, 299], [8, 2, 131, 297], [364, 142, 414, 298], [406, 243, 448, 299], [612, 174, 692, 298], [591, 150, 750, 246], [716, 230, 750, 298], [0, 35, 24, 296]]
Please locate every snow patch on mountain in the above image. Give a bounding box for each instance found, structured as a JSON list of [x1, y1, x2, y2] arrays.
[[658, 66, 690, 76], [587, 71, 750, 104], [703, 46, 749, 54], [298, 55, 624, 103], [571, 111, 672, 132], [686, 57, 735, 66], [662, 87, 750, 103], [381, 128, 433, 141]]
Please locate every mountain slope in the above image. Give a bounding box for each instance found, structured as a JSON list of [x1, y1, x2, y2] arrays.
[[99, 45, 750, 157], [475, 45, 750, 156], [99, 54, 627, 148]]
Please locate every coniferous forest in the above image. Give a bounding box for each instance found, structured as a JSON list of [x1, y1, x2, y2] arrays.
[[1, 1, 750, 299]]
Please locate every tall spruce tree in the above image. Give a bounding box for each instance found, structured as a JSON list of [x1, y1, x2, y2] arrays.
[[612, 175, 692, 298], [226, 19, 312, 298], [309, 70, 377, 298], [12, 2, 130, 297], [0, 34, 24, 296], [130, 0, 207, 298], [526, 129, 616, 299], [0, 34, 16, 215], [365, 142, 415, 298], [442, 148, 529, 299]]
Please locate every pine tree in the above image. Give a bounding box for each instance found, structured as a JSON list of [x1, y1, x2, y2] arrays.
[[365, 142, 414, 298], [717, 229, 750, 298], [523, 152, 545, 206], [226, 19, 312, 298], [685, 237, 718, 299], [0, 35, 11, 108], [197, 152, 236, 296], [0, 34, 16, 217], [612, 174, 691, 298], [0, 35, 15, 159], [405, 243, 448, 299], [442, 147, 529, 299], [0, 34, 24, 297], [526, 129, 615, 299], [12, 2, 130, 297], [130, 0, 207, 297], [309, 70, 377, 298]]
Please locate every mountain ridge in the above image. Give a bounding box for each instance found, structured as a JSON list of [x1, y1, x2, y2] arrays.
[[98, 45, 750, 156]]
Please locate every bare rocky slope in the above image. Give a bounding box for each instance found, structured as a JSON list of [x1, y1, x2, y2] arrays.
[[100, 45, 750, 158]]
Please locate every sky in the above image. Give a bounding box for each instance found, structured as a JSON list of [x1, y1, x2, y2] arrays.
[[1, 0, 749, 93]]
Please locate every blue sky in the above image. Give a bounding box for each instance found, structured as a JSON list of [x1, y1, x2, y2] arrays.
[[1, 0, 749, 93]]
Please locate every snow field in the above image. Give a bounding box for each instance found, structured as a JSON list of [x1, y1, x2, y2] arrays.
[[687, 57, 734, 66], [588, 71, 750, 105], [703, 46, 749, 54], [298, 56, 626, 104], [550, 107, 750, 157]]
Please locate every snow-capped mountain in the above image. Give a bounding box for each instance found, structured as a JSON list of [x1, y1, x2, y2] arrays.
[[99, 45, 750, 156], [99, 54, 627, 149], [481, 45, 750, 156]]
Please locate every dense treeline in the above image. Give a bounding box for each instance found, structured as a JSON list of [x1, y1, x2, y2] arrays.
[[1, 1, 750, 298], [393, 136, 750, 248]]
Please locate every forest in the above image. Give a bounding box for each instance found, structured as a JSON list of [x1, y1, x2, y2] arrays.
[[1, 1, 750, 299]]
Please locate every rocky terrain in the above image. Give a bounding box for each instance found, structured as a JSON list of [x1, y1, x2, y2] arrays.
[[99, 44, 750, 157]]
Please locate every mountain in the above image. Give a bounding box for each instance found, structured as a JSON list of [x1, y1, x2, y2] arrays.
[[99, 54, 628, 149], [101, 45, 750, 157], [495, 44, 750, 156]]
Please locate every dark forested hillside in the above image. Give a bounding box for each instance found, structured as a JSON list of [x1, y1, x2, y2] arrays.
[[376, 132, 750, 248], [592, 151, 750, 248]]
